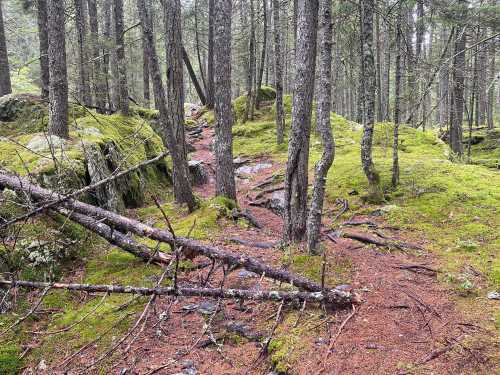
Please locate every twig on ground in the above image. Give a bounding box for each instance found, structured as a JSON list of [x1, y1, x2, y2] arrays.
[[324, 304, 357, 361]]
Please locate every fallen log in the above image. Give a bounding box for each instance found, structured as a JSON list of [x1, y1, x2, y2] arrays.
[[0, 279, 349, 305], [341, 231, 422, 251], [52, 209, 171, 265], [231, 209, 262, 229], [0, 172, 355, 306], [228, 237, 277, 249]]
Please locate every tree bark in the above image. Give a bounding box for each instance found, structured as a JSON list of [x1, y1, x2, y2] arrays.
[[182, 47, 207, 106], [438, 28, 450, 130], [213, 0, 237, 201], [138, 0, 197, 211], [87, 0, 107, 113], [47, 0, 69, 138], [0, 279, 353, 306], [37, 0, 49, 99], [450, 21, 467, 157], [392, 3, 403, 188], [273, 0, 285, 145], [487, 36, 496, 130], [360, 0, 382, 201], [113, 0, 129, 115], [74, 0, 92, 106], [283, 0, 318, 243], [477, 29, 488, 126], [306, 0, 334, 254], [0, 0, 11, 96], [243, 0, 257, 122], [142, 29, 150, 107], [375, 9, 382, 122], [256, 0, 268, 109], [206, 0, 215, 108], [103, 0, 113, 111]]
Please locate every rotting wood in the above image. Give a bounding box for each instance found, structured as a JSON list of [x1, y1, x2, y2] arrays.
[[0, 172, 356, 305], [231, 208, 262, 229], [0, 279, 353, 305], [340, 230, 422, 251]]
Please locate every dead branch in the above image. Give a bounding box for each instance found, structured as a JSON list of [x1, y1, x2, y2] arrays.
[[0, 172, 355, 305], [53, 209, 171, 265], [393, 264, 438, 277], [228, 237, 277, 249], [323, 305, 357, 364], [0, 279, 351, 305], [341, 230, 422, 251], [253, 186, 284, 200], [231, 208, 262, 229]]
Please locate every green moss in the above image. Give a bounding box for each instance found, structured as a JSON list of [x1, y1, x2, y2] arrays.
[[287, 254, 352, 286], [0, 343, 22, 374]]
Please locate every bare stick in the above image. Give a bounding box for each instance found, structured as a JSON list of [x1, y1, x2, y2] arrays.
[[324, 305, 357, 361]]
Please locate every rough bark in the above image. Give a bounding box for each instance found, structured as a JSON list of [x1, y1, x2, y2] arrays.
[[382, 20, 391, 121], [103, 0, 113, 111], [375, 9, 382, 122], [255, 0, 268, 109], [450, 22, 467, 157], [405, 4, 416, 126], [360, 0, 382, 201], [74, 0, 92, 106], [273, 0, 285, 145], [142, 30, 150, 107], [37, 0, 49, 99], [0, 172, 355, 304], [47, 0, 69, 139], [87, 0, 107, 113], [283, 0, 318, 243], [487, 36, 497, 130], [206, 0, 215, 108], [113, 0, 129, 115], [477, 30, 488, 126], [0, 0, 11, 96], [243, 0, 257, 122], [138, 0, 196, 211], [213, 0, 237, 201], [0, 279, 353, 306], [194, 0, 206, 93], [438, 28, 450, 129], [306, 0, 334, 254], [392, 3, 403, 188]]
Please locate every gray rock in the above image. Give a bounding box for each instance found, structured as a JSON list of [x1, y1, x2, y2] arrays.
[[269, 190, 285, 216], [236, 162, 272, 175], [181, 303, 199, 312], [487, 291, 499, 300], [197, 301, 218, 315], [188, 160, 208, 186], [26, 134, 67, 152], [238, 270, 258, 279]]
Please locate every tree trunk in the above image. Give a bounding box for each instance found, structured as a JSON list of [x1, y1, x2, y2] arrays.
[[438, 28, 450, 129], [74, 0, 92, 106], [142, 29, 150, 107], [450, 22, 467, 156], [405, 4, 416, 126], [477, 29, 488, 126], [487, 35, 496, 130], [137, 0, 197, 211], [375, 9, 382, 122], [194, 0, 207, 93], [283, 0, 318, 243], [37, 0, 49, 99], [182, 47, 207, 106], [206, 0, 215, 108], [256, 0, 268, 109], [113, 0, 129, 115], [87, 0, 106, 113], [392, 3, 403, 188], [213, 0, 237, 201], [47, 0, 69, 138], [273, 0, 285, 145], [243, 0, 257, 122], [0, 0, 11, 96], [103, 0, 113, 111], [382, 20, 391, 121], [306, 0, 334, 254], [360, 0, 382, 201]]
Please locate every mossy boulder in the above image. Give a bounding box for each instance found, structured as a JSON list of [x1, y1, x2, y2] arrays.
[[0, 98, 170, 211]]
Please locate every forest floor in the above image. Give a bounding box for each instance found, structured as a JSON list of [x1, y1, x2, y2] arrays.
[[1, 100, 499, 374]]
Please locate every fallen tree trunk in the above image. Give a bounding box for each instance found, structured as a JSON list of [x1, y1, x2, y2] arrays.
[[0, 279, 348, 304], [0, 172, 355, 306], [341, 231, 422, 251], [52, 209, 171, 265]]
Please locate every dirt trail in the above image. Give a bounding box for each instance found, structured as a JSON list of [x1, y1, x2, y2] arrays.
[[63, 121, 493, 374]]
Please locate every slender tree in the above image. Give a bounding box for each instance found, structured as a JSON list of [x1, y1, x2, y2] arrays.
[[273, 0, 285, 144], [307, 0, 334, 254], [137, 0, 197, 211], [74, 0, 92, 106], [256, 0, 268, 109], [283, 0, 318, 243], [392, 2, 403, 188], [47, 0, 69, 138], [113, 0, 129, 115], [487, 36, 497, 130], [243, 0, 257, 122], [87, 0, 107, 113], [360, 0, 382, 201], [37, 0, 49, 99], [214, 0, 237, 201], [450, 13, 467, 157], [0, 0, 11, 96], [206, 0, 215, 108]]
